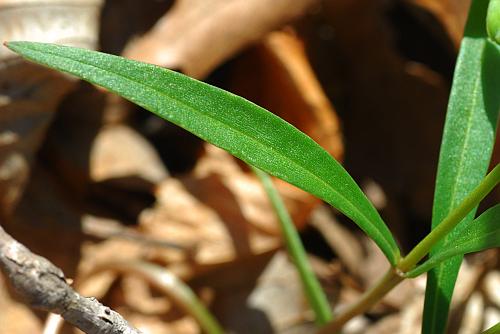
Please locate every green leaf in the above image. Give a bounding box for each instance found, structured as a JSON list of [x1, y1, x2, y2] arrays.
[[406, 204, 500, 278], [4, 41, 401, 265], [253, 167, 332, 325], [424, 0, 500, 332], [487, 0, 500, 44]]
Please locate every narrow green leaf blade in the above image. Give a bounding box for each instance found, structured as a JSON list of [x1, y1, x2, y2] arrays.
[[407, 204, 500, 277], [4, 41, 400, 264], [424, 0, 500, 332]]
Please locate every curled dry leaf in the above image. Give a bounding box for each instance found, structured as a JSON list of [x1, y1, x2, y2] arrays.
[[215, 251, 316, 333], [146, 144, 282, 269], [0, 60, 74, 218], [483, 308, 500, 332], [310, 206, 363, 278], [483, 271, 500, 308], [0, 0, 103, 61], [353, 238, 421, 312], [90, 124, 168, 184], [0, 0, 103, 217], [123, 0, 320, 79], [229, 30, 343, 160], [458, 292, 485, 334], [78, 144, 326, 299]]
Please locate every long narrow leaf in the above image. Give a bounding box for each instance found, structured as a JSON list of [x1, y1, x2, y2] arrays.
[[407, 204, 500, 277], [424, 0, 500, 332], [5, 41, 401, 264]]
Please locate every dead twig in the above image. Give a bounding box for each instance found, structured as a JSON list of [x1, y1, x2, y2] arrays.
[[0, 225, 142, 334]]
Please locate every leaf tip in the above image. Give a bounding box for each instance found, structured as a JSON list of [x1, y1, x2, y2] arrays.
[[3, 41, 23, 53]]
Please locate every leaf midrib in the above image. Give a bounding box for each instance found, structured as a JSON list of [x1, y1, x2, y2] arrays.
[[427, 39, 483, 332], [444, 57, 481, 228]]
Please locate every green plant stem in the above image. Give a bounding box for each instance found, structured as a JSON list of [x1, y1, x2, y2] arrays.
[[85, 261, 224, 334], [318, 164, 500, 333], [398, 164, 500, 272], [317, 268, 403, 334], [253, 167, 332, 325]]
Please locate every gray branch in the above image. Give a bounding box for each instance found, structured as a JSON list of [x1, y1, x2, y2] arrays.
[[0, 225, 142, 334]]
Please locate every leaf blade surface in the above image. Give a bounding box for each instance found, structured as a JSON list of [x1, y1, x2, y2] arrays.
[[5, 41, 401, 264], [423, 1, 500, 332]]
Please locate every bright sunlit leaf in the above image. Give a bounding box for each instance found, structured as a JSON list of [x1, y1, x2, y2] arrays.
[[5, 41, 401, 265]]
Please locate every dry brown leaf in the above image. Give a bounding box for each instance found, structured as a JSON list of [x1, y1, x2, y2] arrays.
[[123, 0, 319, 79], [397, 296, 424, 334], [229, 29, 343, 159], [221, 251, 313, 332], [362, 314, 400, 334], [310, 206, 363, 278], [76, 145, 279, 295], [0, 61, 74, 218], [124, 314, 198, 334], [4, 165, 84, 279], [148, 144, 282, 269], [78, 142, 322, 291], [90, 124, 168, 183], [0, 0, 103, 61], [41, 83, 166, 222], [458, 292, 484, 334], [0, 0, 103, 217], [483, 307, 500, 332], [358, 239, 423, 312], [483, 271, 500, 309]]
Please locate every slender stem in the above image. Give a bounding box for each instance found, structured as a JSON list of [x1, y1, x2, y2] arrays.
[[398, 164, 500, 272], [85, 261, 224, 334], [316, 268, 403, 334], [317, 165, 500, 332], [253, 167, 333, 325]]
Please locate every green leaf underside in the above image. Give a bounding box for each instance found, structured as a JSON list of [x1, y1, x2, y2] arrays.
[[407, 204, 500, 277], [5, 41, 400, 265], [424, 0, 500, 332]]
